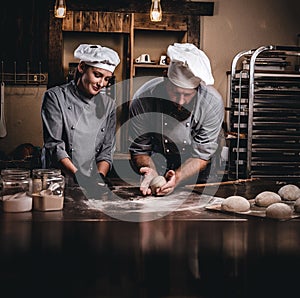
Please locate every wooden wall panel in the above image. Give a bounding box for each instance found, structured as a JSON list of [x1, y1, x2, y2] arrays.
[[62, 12, 132, 33], [98, 12, 117, 32], [62, 11, 74, 31], [73, 11, 82, 31], [82, 11, 99, 32], [106, 13, 123, 33], [187, 15, 201, 48], [120, 13, 131, 33], [134, 13, 187, 31]]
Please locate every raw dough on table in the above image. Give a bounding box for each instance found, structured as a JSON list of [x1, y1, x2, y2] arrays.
[[221, 195, 250, 212], [254, 191, 281, 207], [294, 198, 300, 213], [278, 184, 300, 201], [149, 175, 167, 195], [265, 202, 292, 219]]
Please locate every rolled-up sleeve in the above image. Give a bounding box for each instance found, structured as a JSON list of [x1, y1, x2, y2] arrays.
[[41, 89, 69, 165], [191, 87, 224, 160]]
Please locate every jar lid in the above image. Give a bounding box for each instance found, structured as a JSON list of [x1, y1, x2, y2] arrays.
[[1, 168, 31, 179], [32, 168, 62, 177]]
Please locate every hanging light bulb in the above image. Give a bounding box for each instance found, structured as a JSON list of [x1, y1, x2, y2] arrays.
[[54, 0, 67, 18], [150, 0, 162, 22]]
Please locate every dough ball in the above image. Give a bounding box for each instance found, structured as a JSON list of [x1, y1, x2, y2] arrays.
[[278, 184, 300, 201], [294, 198, 300, 213], [265, 203, 292, 219], [149, 176, 167, 194], [221, 196, 250, 212], [254, 191, 281, 207]]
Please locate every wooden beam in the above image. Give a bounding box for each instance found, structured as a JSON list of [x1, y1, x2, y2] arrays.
[[48, 13, 64, 87], [65, 0, 214, 16], [187, 15, 201, 48]]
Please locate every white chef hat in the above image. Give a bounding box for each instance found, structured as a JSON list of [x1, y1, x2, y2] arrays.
[[74, 44, 120, 73], [167, 43, 214, 88]]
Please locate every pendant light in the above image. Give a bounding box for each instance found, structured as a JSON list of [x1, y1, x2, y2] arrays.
[[150, 0, 162, 22], [54, 0, 67, 18]]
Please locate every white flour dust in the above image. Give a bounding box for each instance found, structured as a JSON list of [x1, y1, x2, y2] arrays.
[[83, 190, 224, 214]]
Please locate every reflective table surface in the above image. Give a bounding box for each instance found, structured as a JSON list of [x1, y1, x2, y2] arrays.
[[1, 179, 300, 298]]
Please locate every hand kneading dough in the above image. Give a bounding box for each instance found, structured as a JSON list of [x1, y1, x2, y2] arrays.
[[255, 191, 281, 207], [149, 176, 167, 194], [221, 196, 250, 212], [278, 184, 300, 201], [265, 203, 292, 219], [294, 198, 300, 213]]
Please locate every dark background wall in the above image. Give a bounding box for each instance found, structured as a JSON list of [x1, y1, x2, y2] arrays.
[[0, 0, 49, 73], [0, 0, 213, 74]]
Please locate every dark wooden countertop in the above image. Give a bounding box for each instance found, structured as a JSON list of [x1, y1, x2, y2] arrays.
[[1, 178, 299, 222], [1, 179, 300, 298]]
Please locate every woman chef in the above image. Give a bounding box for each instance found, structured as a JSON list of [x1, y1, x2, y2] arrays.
[[41, 44, 120, 198]]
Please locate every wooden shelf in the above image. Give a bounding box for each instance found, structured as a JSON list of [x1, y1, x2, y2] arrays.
[[130, 14, 189, 93], [133, 63, 168, 76], [134, 64, 168, 68]]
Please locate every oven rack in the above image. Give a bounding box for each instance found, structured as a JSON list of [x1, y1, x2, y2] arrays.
[[227, 45, 300, 180]]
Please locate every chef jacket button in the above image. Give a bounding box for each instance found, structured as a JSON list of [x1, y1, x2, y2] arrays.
[[186, 122, 190, 127], [71, 125, 75, 130], [164, 122, 168, 126], [68, 106, 72, 110], [182, 147, 186, 151], [166, 149, 170, 153], [183, 140, 187, 144], [101, 128, 105, 132], [70, 148, 74, 152], [164, 139, 168, 143]]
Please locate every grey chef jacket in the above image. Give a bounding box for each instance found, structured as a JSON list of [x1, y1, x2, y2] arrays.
[[41, 80, 116, 176], [129, 77, 224, 171]]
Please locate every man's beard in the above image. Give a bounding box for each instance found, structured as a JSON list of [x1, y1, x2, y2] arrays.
[[165, 100, 194, 121]]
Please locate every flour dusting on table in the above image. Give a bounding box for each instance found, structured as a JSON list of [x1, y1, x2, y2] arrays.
[[82, 187, 224, 222]]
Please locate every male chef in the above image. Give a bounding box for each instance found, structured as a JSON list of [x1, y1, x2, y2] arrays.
[[128, 43, 224, 196]]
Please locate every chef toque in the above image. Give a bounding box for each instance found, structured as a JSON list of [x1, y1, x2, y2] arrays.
[[167, 43, 214, 88], [74, 44, 120, 73]]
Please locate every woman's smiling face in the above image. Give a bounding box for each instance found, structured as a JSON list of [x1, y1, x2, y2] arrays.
[[77, 62, 114, 97]]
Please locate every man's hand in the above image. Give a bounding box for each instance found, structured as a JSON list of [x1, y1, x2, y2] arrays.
[[156, 170, 176, 196], [139, 167, 158, 196]]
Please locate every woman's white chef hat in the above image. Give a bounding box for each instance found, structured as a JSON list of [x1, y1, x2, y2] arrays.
[[74, 44, 120, 73], [167, 43, 214, 88]]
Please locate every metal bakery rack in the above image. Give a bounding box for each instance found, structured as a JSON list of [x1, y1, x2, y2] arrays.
[[227, 45, 300, 181]]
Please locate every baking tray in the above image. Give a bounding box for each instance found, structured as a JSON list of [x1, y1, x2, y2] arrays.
[[205, 199, 300, 221]]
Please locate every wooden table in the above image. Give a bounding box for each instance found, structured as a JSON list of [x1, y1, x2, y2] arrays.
[[0, 179, 299, 298]]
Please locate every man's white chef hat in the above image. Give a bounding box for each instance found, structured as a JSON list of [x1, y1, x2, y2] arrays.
[[167, 43, 214, 88], [74, 44, 120, 73]]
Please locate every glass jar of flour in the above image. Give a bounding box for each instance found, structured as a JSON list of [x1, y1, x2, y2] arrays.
[[31, 168, 65, 211], [0, 168, 33, 212]]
